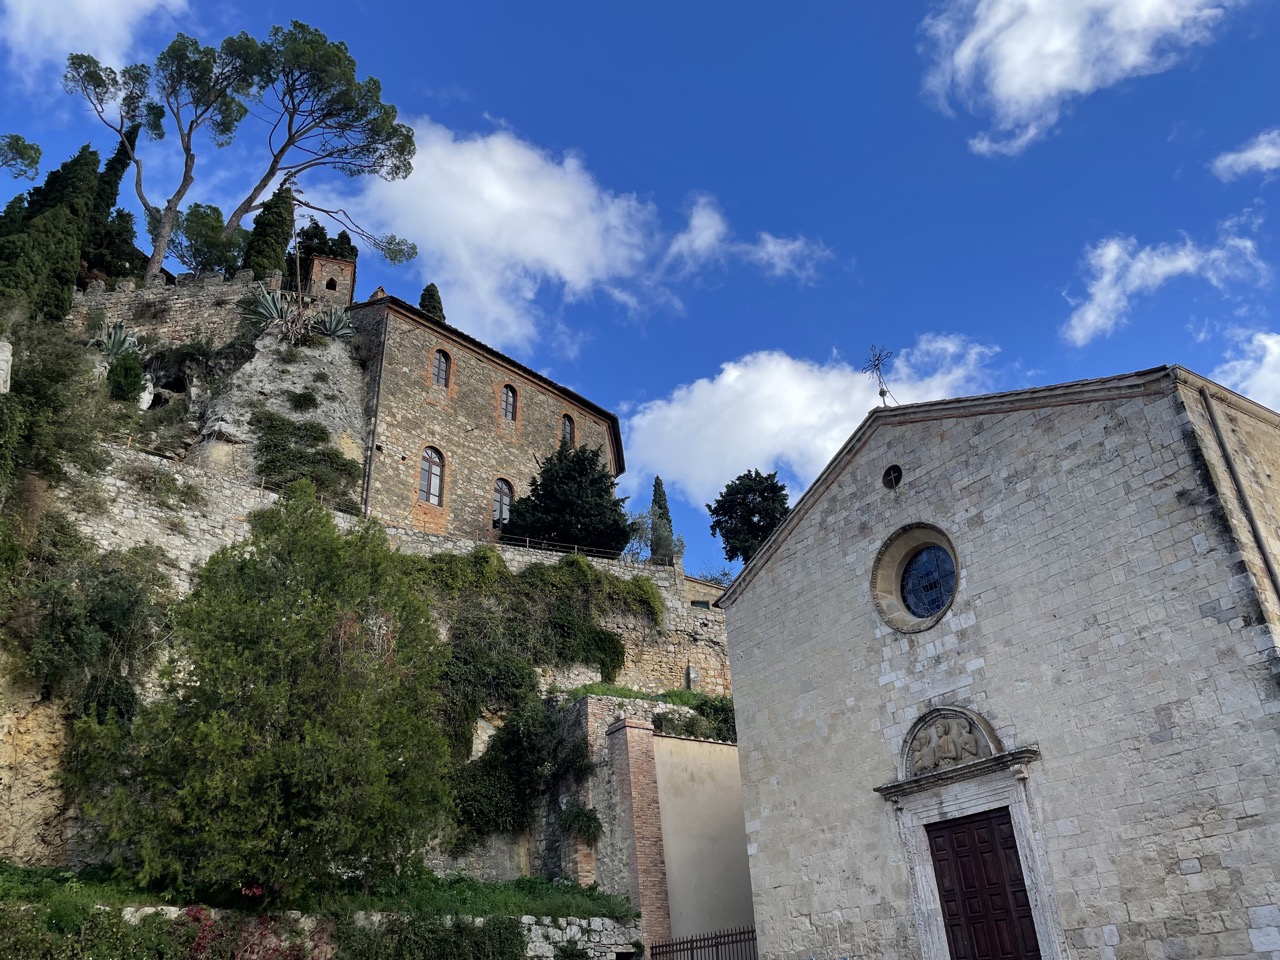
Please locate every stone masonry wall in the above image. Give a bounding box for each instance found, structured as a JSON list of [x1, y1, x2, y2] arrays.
[[354, 303, 618, 539], [726, 383, 1280, 960], [67, 271, 282, 349], [1178, 380, 1280, 674]]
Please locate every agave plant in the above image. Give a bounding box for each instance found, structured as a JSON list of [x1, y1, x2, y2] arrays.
[[310, 306, 355, 340], [241, 284, 310, 345], [90, 321, 140, 358]]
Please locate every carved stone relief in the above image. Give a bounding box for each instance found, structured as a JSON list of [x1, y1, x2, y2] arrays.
[[905, 708, 994, 778]]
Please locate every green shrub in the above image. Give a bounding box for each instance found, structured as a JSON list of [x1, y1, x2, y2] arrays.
[[336, 913, 525, 960], [555, 941, 590, 960], [283, 388, 319, 411], [556, 802, 603, 846], [652, 692, 736, 743], [119, 464, 203, 510], [65, 486, 452, 903], [249, 409, 361, 511], [106, 352, 145, 402]]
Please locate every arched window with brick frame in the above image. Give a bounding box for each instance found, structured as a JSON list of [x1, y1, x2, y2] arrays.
[[432, 350, 451, 388], [492, 478, 514, 528], [561, 413, 575, 446], [419, 447, 445, 506], [502, 384, 518, 421]]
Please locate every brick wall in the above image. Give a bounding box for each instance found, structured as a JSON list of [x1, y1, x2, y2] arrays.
[[607, 718, 671, 945]]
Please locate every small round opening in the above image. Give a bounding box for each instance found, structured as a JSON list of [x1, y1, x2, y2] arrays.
[[882, 464, 903, 490]]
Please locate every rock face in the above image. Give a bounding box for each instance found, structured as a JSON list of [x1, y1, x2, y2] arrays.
[[0, 660, 71, 866], [188, 331, 366, 485]]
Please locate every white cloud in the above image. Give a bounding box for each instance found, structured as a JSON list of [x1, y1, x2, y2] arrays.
[[1062, 214, 1268, 347], [0, 0, 185, 72], [1212, 128, 1280, 181], [922, 0, 1244, 156], [623, 334, 999, 507], [350, 119, 657, 352], [665, 196, 829, 281], [349, 125, 828, 353], [1213, 330, 1280, 410]]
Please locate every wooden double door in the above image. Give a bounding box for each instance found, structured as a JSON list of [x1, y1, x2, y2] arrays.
[[926, 808, 1041, 960]]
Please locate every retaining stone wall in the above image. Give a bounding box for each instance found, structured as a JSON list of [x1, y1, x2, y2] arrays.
[[67, 270, 282, 349]]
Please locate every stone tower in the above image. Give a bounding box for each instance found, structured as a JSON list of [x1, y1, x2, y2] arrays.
[[308, 255, 356, 306]]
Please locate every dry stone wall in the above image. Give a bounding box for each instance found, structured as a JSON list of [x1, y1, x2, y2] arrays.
[[67, 271, 281, 349]]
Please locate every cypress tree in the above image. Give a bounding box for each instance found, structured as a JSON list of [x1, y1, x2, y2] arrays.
[[241, 184, 293, 280], [419, 282, 445, 321], [649, 475, 675, 565], [0, 145, 100, 317], [83, 126, 143, 280]]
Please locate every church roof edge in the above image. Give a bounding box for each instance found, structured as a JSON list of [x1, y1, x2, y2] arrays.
[[352, 293, 626, 476], [719, 363, 1275, 608]]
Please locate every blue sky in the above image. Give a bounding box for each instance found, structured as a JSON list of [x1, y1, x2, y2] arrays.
[[3, 0, 1279, 576]]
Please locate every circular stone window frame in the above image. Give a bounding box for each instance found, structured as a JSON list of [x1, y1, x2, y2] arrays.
[[872, 523, 959, 634]]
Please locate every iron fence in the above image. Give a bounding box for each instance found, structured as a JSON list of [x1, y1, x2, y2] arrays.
[[650, 926, 757, 960]]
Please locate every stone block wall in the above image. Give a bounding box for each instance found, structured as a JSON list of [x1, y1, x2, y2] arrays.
[[67, 271, 281, 349], [1178, 377, 1280, 672], [353, 300, 621, 540], [726, 377, 1280, 960]]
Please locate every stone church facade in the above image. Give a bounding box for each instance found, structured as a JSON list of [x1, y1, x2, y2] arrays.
[[721, 366, 1280, 960]]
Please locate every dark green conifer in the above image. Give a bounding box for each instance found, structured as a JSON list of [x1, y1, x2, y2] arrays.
[[419, 282, 445, 321], [241, 184, 293, 279], [0, 144, 100, 316], [504, 441, 630, 555], [82, 125, 143, 280], [649, 475, 675, 565]]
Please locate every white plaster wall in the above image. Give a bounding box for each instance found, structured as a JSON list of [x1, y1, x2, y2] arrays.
[[726, 384, 1280, 960]]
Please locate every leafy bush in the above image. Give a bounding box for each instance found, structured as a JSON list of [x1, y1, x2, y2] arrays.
[[555, 941, 590, 960], [283, 388, 319, 412], [64, 485, 452, 902], [249, 409, 361, 511], [336, 913, 525, 960], [556, 802, 603, 846], [451, 697, 595, 851], [5, 516, 170, 719], [106, 352, 145, 401], [652, 692, 737, 743]]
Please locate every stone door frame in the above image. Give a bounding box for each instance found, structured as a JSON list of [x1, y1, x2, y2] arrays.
[[889, 764, 1069, 960]]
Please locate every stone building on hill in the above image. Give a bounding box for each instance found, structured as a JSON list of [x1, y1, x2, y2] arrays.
[[349, 293, 625, 539], [720, 366, 1280, 960]]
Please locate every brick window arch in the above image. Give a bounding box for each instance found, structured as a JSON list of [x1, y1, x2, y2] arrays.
[[561, 413, 575, 446], [493, 478, 514, 528], [419, 446, 444, 506], [502, 384, 518, 421], [432, 350, 451, 388]]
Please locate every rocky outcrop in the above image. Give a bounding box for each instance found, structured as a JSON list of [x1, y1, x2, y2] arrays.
[[187, 331, 366, 483], [0, 659, 71, 866]]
